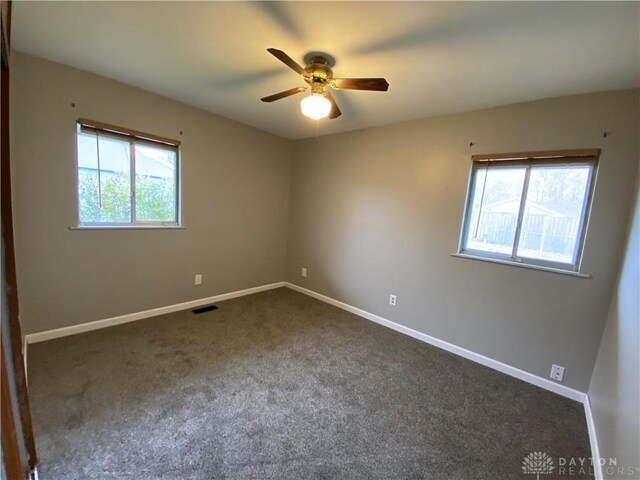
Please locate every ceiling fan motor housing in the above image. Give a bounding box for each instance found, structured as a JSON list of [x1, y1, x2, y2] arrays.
[[305, 56, 333, 84]]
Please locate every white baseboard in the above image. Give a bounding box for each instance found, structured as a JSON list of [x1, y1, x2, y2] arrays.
[[584, 395, 604, 480], [284, 282, 587, 403], [25, 282, 285, 344]]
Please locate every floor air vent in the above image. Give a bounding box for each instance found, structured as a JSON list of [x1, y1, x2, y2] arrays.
[[192, 305, 219, 314]]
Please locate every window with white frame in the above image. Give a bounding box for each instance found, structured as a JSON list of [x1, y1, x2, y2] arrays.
[[76, 119, 180, 227], [458, 150, 599, 272]]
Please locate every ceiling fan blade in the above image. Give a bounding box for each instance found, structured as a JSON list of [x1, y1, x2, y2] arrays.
[[331, 78, 389, 91], [326, 92, 342, 119], [260, 86, 307, 103], [267, 48, 306, 76]]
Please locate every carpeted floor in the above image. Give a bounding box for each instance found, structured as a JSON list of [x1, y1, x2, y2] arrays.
[[29, 287, 592, 479]]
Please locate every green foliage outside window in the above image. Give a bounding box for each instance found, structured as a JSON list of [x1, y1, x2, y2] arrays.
[[135, 175, 176, 222], [78, 170, 175, 223]]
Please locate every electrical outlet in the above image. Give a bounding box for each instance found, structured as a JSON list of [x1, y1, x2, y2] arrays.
[[301, 267, 307, 278], [194, 274, 203, 285], [550, 364, 565, 382], [389, 294, 397, 306]]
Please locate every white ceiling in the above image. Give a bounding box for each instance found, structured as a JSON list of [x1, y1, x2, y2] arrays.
[[12, 1, 640, 140]]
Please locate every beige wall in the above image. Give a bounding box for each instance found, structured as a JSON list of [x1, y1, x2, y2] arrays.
[[589, 171, 639, 478], [10, 53, 293, 334], [286, 90, 639, 392]]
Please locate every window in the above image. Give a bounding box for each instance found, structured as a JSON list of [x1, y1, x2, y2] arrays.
[[458, 150, 599, 272], [76, 119, 180, 227]]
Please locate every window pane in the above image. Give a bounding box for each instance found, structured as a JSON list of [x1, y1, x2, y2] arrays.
[[134, 144, 177, 222], [77, 132, 131, 223], [516, 165, 591, 264], [464, 167, 526, 255]]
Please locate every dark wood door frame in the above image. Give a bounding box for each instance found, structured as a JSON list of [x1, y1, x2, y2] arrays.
[[1, 0, 38, 477]]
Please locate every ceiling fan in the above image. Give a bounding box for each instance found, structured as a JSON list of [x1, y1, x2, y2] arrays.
[[260, 48, 389, 120]]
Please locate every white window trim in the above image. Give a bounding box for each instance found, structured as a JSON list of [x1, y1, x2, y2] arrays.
[[456, 149, 600, 276], [451, 253, 592, 278], [70, 225, 185, 230]]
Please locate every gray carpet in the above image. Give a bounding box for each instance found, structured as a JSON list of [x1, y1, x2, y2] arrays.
[[29, 288, 592, 479]]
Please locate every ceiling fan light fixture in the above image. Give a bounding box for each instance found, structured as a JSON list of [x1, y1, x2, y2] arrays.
[[300, 94, 331, 120]]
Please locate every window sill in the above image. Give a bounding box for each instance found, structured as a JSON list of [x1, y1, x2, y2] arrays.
[[69, 225, 185, 230], [451, 253, 592, 278]]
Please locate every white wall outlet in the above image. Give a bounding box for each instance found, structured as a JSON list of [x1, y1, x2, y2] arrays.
[[389, 294, 397, 306], [194, 274, 203, 285], [550, 364, 565, 382], [301, 267, 307, 278]]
